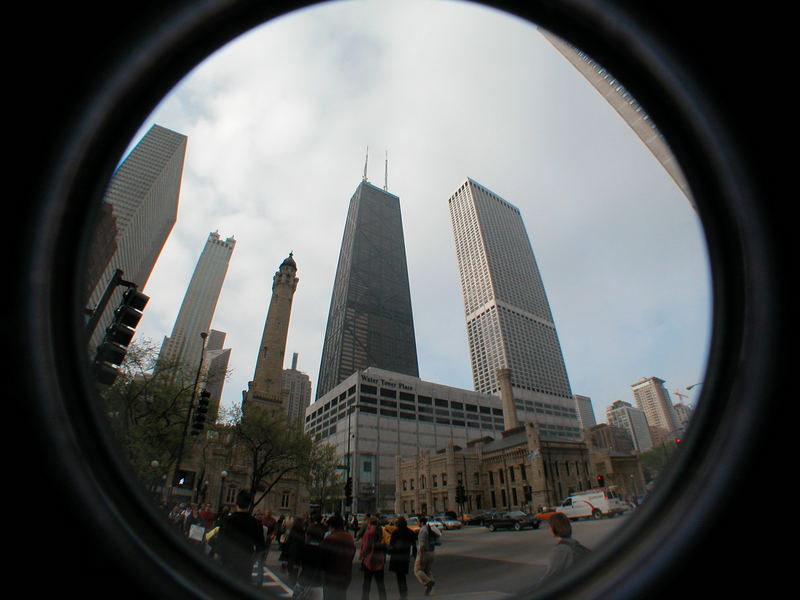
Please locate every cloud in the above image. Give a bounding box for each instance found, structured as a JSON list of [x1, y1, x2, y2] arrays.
[[128, 1, 711, 421]]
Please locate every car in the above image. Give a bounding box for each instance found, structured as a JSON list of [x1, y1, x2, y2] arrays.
[[432, 514, 462, 530], [426, 518, 446, 530], [483, 510, 541, 531], [441, 517, 462, 530], [465, 510, 498, 525]]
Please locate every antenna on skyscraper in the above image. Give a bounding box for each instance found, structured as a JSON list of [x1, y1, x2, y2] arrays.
[[363, 146, 369, 182], [384, 150, 388, 190]]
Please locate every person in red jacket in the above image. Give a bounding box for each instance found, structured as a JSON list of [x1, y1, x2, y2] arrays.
[[359, 517, 387, 600]]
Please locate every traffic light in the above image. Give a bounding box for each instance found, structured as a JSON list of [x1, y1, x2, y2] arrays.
[[524, 485, 532, 502], [190, 389, 211, 436], [344, 476, 353, 506], [596, 475, 605, 487], [94, 287, 149, 385]]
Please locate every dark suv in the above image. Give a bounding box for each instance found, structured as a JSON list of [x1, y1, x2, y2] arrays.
[[484, 510, 541, 531]]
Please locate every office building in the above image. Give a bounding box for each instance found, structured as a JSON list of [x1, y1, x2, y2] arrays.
[[631, 376, 681, 444], [283, 353, 312, 423], [202, 329, 232, 424], [86, 124, 187, 353], [316, 179, 419, 399], [538, 27, 693, 204], [605, 400, 653, 452], [574, 394, 596, 429], [304, 366, 580, 513], [448, 178, 580, 439], [158, 231, 235, 381]]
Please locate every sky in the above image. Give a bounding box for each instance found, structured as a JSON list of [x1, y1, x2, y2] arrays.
[[123, 0, 711, 422]]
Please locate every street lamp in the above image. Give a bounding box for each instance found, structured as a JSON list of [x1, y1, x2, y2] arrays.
[[217, 470, 228, 512]]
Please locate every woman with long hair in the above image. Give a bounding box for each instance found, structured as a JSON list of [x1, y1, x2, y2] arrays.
[[359, 517, 387, 600], [387, 517, 416, 600]]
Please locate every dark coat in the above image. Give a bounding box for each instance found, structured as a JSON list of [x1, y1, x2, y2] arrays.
[[387, 526, 416, 574], [216, 511, 266, 578]]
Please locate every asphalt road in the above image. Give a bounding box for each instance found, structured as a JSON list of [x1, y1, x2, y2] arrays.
[[262, 514, 630, 599]]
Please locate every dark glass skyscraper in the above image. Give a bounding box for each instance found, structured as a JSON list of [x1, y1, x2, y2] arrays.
[[316, 180, 419, 399]]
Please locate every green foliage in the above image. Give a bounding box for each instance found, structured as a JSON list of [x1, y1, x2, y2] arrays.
[[100, 338, 207, 484], [222, 403, 316, 510], [301, 443, 345, 509]]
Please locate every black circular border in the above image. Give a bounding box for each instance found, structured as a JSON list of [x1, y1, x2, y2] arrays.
[[15, 1, 785, 599]]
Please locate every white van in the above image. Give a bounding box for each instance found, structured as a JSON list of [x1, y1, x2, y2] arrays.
[[555, 488, 628, 520]]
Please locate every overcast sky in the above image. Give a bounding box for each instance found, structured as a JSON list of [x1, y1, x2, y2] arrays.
[[125, 0, 711, 422]]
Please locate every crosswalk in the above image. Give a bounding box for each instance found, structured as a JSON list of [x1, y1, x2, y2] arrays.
[[252, 564, 294, 597]]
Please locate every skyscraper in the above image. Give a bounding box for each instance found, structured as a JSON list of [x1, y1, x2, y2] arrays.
[[316, 179, 419, 399], [282, 352, 311, 423], [631, 376, 681, 444], [86, 124, 187, 353], [449, 178, 580, 439], [202, 329, 232, 424], [243, 253, 299, 412], [158, 231, 236, 380]]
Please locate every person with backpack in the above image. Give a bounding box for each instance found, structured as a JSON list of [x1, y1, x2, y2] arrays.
[[541, 512, 591, 581], [414, 517, 441, 596]]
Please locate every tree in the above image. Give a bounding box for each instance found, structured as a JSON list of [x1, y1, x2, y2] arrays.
[[222, 403, 315, 511], [301, 443, 345, 513], [99, 338, 214, 489]]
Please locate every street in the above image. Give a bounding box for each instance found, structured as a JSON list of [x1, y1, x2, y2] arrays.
[[258, 515, 629, 598]]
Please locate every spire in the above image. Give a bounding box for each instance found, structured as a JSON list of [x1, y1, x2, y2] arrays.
[[384, 150, 388, 191], [363, 146, 369, 182]]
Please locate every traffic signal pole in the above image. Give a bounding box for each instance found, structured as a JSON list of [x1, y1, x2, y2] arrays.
[[169, 331, 208, 502]]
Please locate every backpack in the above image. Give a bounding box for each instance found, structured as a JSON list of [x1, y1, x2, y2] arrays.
[[424, 525, 441, 551]]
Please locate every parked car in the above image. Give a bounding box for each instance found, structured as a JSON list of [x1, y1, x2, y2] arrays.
[[484, 510, 541, 531]]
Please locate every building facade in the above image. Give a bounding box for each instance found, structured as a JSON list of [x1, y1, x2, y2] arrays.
[[283, 352, 312, 423], [574, 394, 597, 428], [304, 366, 582, 513], [631, 377, 681, 445], [605, 399, 653, 452], [86, 124, 187, 353], [448, 178, 580, 439], [538, 27, 692, 204], [316, 180, 419, 400], [158, 231, 235, 382]]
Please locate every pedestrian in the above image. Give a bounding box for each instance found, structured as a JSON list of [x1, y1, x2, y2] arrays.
[[540, 512, 591, 581], [414, 516, 441, 596], [214, 490, 267, 583], [356, 513, 371, 540], [295, 516, 327, 599], [319, 515, 356, 600], [284, 516, 307, 587], [359, 517, 387, 600], [254, 509, 278, 587], [350, 515, 359, 537], [387, 517, 416, 600]]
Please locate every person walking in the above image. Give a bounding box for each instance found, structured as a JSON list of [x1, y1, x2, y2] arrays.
[[540, 512, 591, 582], [387, 517, 416, 600], [320, 515, 356, 600], [284, 516, 307, 587], [414, 517, 441, 596], [359, 517, 387, 600], [295, 517, 326, 600], [214, 490, 266, 583]]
